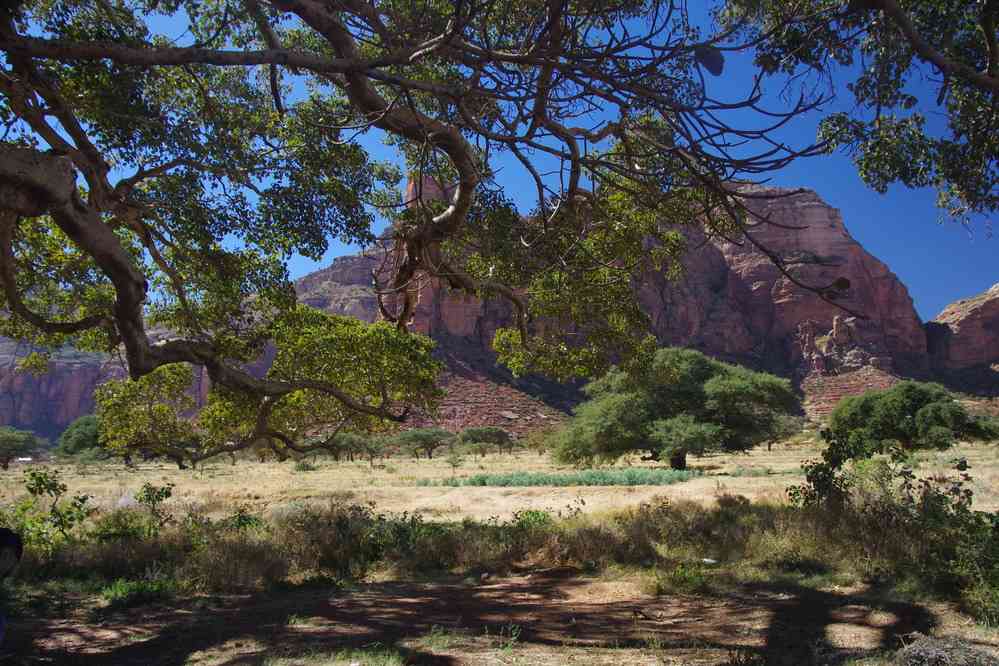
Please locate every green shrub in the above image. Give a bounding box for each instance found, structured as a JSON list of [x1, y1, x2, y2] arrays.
[[293, 459, 317, 472], [100, 577, 175, 610], [91, 508, 154, 543], [55, 415, 102, 457], [652, 563, 709, 594]]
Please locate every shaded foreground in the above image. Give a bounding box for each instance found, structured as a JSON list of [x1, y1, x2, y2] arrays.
[[4, 442, 999, 665], [7, 569, 990, 666]]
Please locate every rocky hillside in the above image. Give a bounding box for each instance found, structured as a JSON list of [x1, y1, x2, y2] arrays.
[[2, 187, 996, 436]]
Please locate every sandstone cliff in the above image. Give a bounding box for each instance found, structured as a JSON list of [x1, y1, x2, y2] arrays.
[[1, 187, 994, 436]]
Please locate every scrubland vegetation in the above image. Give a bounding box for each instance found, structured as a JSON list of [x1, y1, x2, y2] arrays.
[[2, 377, 999, 663], [2, 421, 999, 663]]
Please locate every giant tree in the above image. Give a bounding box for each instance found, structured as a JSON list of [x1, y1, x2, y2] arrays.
[[552, 347, 799, 469], [0, 1, 872, 456]]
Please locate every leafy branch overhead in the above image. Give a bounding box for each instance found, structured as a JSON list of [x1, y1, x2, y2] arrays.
[[0, 1, 991, 460]]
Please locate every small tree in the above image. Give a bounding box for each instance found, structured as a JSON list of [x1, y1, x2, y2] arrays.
[[395, 428, 454, 460], [459, 427, 515, 455], [799, 381, 999, 503], [0, 427, 40, 470], [444, 445, 466, 477], [823, 381, 997, 468], [360, 437, 387, 468], [55, 415, 103, 458], [552, 347, 798, 470]]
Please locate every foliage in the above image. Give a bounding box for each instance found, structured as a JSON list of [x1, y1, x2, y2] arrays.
[[0, 468, 93, 554], [55, 415, 102, 458], [95, 308, 442, 466], [459, 427, 516, 455], [551, 347, 798, 469], [420, 468, 701, 487], [0, 0, 858, 431], [796, 381, 996, 501], [135, 482, 174, 532], [394, 428, 454, 460], [100, 577, 175, 611], [724, 0, 999, 223], [443, 445, 465, 476], [0, 427, 40, 469]]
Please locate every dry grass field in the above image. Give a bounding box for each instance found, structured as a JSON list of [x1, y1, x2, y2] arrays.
[[5, 435, 998, 520], [2, 434, 999, 665]]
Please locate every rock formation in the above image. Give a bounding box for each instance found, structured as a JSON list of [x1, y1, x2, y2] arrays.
[[927, 282, 999, 370], [0, 187, 994, 436], [640, 188, 928, 379]]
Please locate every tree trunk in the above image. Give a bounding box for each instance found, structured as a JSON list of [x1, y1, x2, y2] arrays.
[[669, 449, 687, 471]]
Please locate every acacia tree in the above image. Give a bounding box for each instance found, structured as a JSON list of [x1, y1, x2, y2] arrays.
[[726, 0, 999, 222], [459, 426, 515, 455], [395, 427, 453, 459], [552, 347, 798, 469], [0, 1, 935, 455], [0, 426, 38, 469]]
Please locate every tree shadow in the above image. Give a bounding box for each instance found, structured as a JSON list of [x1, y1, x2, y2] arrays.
[[3, 569, 951, 666]]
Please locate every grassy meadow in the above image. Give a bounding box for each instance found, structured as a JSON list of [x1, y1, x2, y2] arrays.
[[1, 432, 999, 665]]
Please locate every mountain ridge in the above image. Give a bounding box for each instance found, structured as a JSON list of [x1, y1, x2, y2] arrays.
[[2, 187, 997, 438]]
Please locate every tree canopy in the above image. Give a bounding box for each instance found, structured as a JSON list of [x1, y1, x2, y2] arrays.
[[727, 0, 999, 223], [0, 426, 39, 469], [94, 308, 440, 466], [0, 1, 992, 458], [394, 427, 453, 459], [822, 380, 998, 467], [54, 414, 101, 457], [551, 347, 799, 469], [799, 380, 999, 502]]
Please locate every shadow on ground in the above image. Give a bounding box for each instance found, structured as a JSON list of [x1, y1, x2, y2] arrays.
[[3, 570, 945, 665]]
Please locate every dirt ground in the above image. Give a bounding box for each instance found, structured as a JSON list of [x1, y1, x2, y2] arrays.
[[5, 568, 998, 665]]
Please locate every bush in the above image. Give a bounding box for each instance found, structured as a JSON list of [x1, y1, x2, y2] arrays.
[[55, 415, 102, 457], [824, 381, 990, 468], [178, 532, 288, 592], [650, 563, 709, 594], [293, 459, 317, 472], [100, 577, 175, 610], [271, 501, 385, 580], [91, 508, 154, 543]]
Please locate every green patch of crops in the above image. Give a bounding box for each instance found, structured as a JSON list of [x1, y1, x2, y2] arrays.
[[418, 468, 701, 487]]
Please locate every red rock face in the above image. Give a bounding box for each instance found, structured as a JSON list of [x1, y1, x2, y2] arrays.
[[927, 283, 999, 370], [0, 341, 125, 440], [0, 187, 992, 436]]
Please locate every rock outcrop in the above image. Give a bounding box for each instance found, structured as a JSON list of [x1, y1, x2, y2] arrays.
[[0, 187, 994, 436], [0, 341, 122, 440], [640, 188, 927, 378], [927, 282, 999, 370]]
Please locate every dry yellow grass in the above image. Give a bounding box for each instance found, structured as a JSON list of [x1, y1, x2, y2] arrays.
[[4, 435, 997, 519]]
